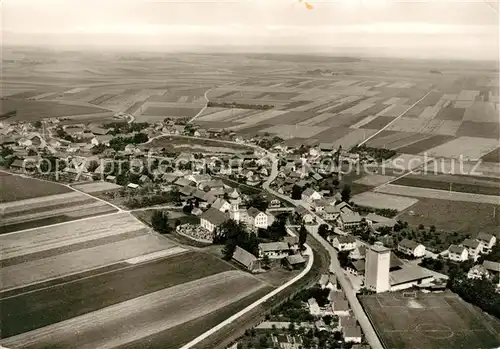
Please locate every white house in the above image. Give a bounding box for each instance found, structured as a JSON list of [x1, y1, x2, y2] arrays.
[[212, 198, 231, 213], [397, 239, 426, 258], [308, 298, 321, 316], [462, 239, 482, 262], [245, 207, 268, 229], [467, 265, 490, 280], [301, 188, 322, 203], [331, 235, 357, 251], [258, 242, 290, 259], [200, 207, 228, 234], [91, 135, 113, 146], [476, 232, 497, 253], [448, 244, 468, 262], [318, 274, 336, 290]]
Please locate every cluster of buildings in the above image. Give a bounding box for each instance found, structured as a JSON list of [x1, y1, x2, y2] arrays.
[[306, 274, 362, 344]]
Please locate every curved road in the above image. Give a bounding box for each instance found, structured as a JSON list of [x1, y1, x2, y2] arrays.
[[262, 152, 384, 349]]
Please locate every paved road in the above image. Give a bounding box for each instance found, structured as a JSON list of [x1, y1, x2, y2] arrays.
[[179, 236, 314, 349], [262, 153, 384, 349]]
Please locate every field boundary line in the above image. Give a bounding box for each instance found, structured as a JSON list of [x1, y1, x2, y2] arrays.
[[0, 247, 185, 300], [179, 237, 314, 349], [358, 89, 434, 147], [0, 211, 122, 237]]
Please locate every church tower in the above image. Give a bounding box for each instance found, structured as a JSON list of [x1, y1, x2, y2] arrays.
[[230, 199, 240, 222]]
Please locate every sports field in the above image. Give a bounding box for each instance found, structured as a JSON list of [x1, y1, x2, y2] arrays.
[[360, 291, 500, 349]]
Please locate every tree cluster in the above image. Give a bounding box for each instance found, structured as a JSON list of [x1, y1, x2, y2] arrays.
[[103, 122, 150, 135], [151, 210, 171, 234], [109, 133, 149, 151], [214, 220, 259, 260], [350, 144, 397, 162]]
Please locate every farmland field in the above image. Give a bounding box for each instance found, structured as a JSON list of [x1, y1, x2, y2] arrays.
[[397, 197, 500, 234], [351, 191, 419, 211], [0, 173, 72, 202], [0, 190, 117, 234], [0, 271, 267, 349], [375, 183, 500, 205], [360, 291, 500, 349], [393, 174, 500, 196], [0, 99, 109, 121], [72, 181, 123, 193]]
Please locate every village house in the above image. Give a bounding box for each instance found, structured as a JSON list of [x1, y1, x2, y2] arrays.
[[343, 326, 362, 343], [476, 232, 497, 253], [200, 207, 228, 233], [232, 246, 261, 273], [301, 187, 322, 203], [258, 242, 290, 259], [339, 211, 363, 231], [307, 298, 321, 316], [212, 198, 231, 212], [397, 239, 426, 258], [284, 235, 300, 253], [462, 239, 482, 261], [365, 213, 397, 230], [483, 260, 500, 276], [318, 274, 337, 290], [295, 205, 314, 224], [331, 235, 357, 251], [245, 207, 268, 229], [448, 244, 468, 262], [346, 260, 366, 278], [284, 254, 306, 270], [91, 135, 113, 146], [467, 265, 490, 280], [330, 291, 350, 316], [323, 205, 341, 221], [349, 245, 367, 260]]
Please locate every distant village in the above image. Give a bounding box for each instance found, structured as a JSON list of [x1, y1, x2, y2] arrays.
[[2, 114, 500, 348]]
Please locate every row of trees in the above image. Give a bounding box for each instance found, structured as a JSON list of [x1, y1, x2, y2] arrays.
[[124, 189, 181, 209], [109, 132, 149, 151], [207, 101, 274, 110], [103, 121, 149, 135]]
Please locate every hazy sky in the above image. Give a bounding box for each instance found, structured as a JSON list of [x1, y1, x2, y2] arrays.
[[2, 0, 499, 59]]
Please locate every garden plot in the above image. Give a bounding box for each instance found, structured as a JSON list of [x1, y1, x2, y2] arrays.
[[375, 184, 500, 205], [1, 233, 175, 291], [424, 136, 499, 160], [351, 191, 418, 211], [72, 182, 123, 193]]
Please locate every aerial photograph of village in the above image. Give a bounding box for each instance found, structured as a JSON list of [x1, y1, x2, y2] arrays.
[[0, 0, 499, 348]]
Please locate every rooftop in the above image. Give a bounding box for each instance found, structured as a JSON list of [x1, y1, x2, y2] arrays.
[[389, 265, 433, 286], [200, 207, 228, 226], [259, 242, 290, 252]]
